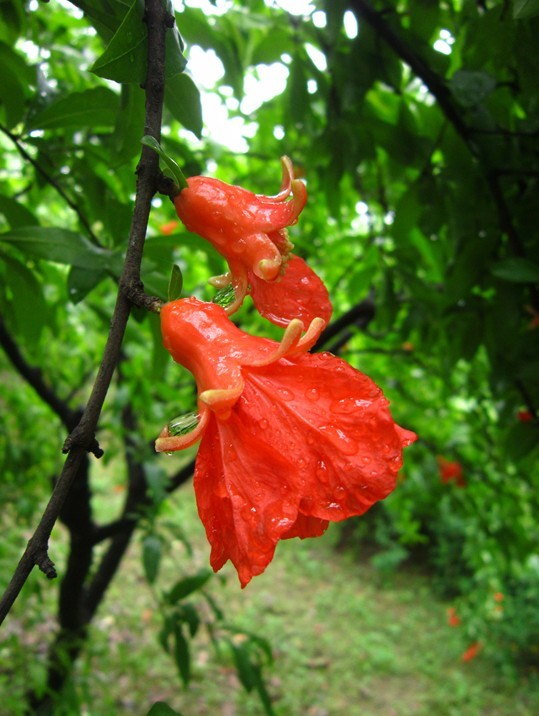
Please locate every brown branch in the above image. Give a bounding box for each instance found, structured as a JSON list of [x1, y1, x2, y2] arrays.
[[0, 0, 171, 627], [0, 315, 81, 431]]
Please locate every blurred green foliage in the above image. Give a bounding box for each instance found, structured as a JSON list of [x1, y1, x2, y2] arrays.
[[0, 0, 538, 709]]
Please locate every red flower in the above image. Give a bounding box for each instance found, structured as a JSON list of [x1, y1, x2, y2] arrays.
[[159, 220, 180, 235], [156, 298, 416, 587], [461, 642, 482, 662], [437, 456, 466, 488], [447, 607, 461, 627], [517, 409, 534, 422], [173, 157, 332, 328]]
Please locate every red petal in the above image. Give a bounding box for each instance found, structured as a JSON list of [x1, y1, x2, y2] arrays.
[[194, 413, 301, 587], [248, 255, 332, 328], [280, 512, 329, 540], [244, 353, 416, 522], [193, 352, 415, 586]]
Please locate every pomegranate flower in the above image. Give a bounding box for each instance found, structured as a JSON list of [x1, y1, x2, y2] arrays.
[[173, 157, 332, 328], [437, 456, 466, 488], [156, 298, 416, 587]]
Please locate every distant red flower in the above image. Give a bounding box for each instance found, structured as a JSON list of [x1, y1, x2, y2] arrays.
[[156, 298, 416, 587], [517, 410, 534, 422], [525, 305, 539, 330], [437, 456, 466, 488], [493, 592, 504, 602], [159, 220, 180, 235], [173, 157, 332, 328], [447, 607, 461, 627], [461, 642, 482, 662]]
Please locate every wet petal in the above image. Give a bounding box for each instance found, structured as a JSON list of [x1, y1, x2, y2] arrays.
[[243, 353, 416, 522], [193, 353, 415, 586], [248, 255, 332, 328], [194, 412, 301, 587]]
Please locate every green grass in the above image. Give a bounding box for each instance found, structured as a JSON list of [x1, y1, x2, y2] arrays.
[[2, 482, 539, 715]]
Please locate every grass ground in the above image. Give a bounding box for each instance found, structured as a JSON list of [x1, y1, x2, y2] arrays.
[[2, 481, 539, 715]]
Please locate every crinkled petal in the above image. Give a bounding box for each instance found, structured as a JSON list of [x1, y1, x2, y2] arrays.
[[193, 352, 416, 587], [194, 413, 301, 587], [243, 353, 416, 522], [248, 255, 333, 328]]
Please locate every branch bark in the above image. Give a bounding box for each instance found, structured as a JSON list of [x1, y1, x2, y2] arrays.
[[0, 0, 171, 627]]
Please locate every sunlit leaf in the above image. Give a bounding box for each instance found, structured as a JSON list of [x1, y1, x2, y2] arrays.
[[26, 87, 119, 131], [165, 73, 203, 138]]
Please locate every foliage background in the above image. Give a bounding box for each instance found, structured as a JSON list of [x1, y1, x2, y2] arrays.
[[1, 0, 538, 712]]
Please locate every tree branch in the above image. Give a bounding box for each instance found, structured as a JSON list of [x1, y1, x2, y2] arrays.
[[0, 0, 171, 626], [0, 124, 101, 246], [0, 315, 81, 431]]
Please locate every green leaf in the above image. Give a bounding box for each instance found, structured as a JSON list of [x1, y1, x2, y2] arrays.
[[112, 84, 146, 165], [173, 623, 190, 686], [0, 196, 39, 229], [90, 0, 186, 83], [0, 227, 116, 270], [514, 0, 539, 19], [0, 251, 47, 347], [26, 87, 120, 131], [142, 534, 162, 584], [67, 266, 108, 304], [449, 70, 497, 108], [168, 264, 183, 301], [178, 603, 201, 638], [141, 136, 188, 189], [505, 422, 539, 461], [231, 643, 257, 692], [0, 43, 34, 128], [68, 0, 130, 41], [288, 54, 309, 126], [492, 257, 539, 283], [165, 73, 203, 138], [166, 569, 213, 604], [146, 702, 184, 716], [90, 0, 147, 83]]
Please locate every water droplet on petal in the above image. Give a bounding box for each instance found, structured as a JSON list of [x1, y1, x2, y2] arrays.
[[319, 425, 358, 456], [224, 444, 237, 462], [259, 418, 269, 430], [277, 387, 294, 401], [305, 387, 320, 402], [326, 502, 342, 511], [330, 397, 370, 414], [316, 460, 329, 483]]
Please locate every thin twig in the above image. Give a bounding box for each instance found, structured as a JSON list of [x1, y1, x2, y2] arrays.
[[0, 124, 101, 245]]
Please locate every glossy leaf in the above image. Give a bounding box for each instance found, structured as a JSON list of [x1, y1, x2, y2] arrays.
[[0, 227, 116, 270], [492, 258, 539, 284], [90, 0, 186, 83], [166, 569, 213, 604], [142, 534, 163, 584], [168, 264, 183, 301], [173, 623, 190, 686], [141, 135, 188, 189], [514, 0, 539, 19], [26, 87, 119, 131], [165, 73, 203, 138]]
